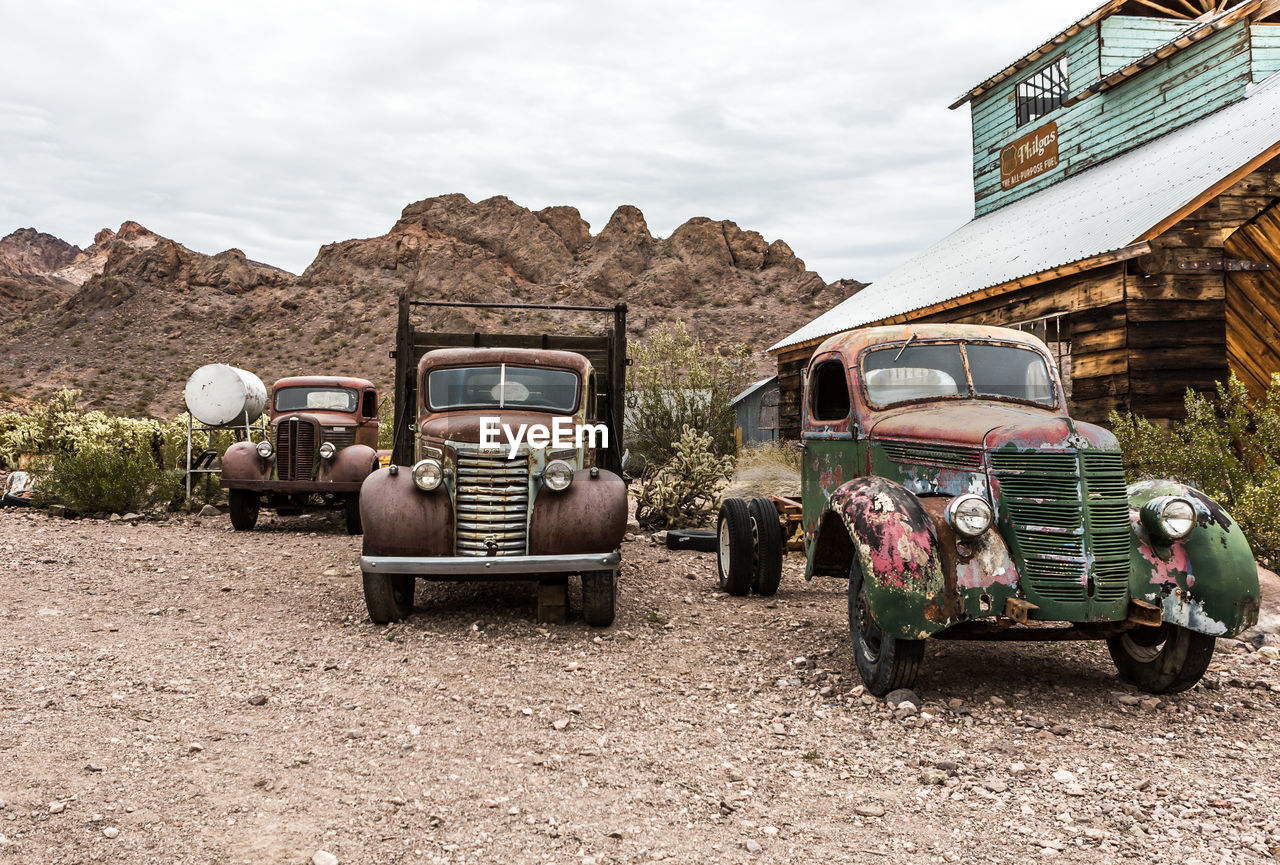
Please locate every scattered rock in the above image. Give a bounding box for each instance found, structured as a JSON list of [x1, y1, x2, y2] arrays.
[[989, 696, 1006, 707], [1052, 770, 1077, 784], [48, 801, 66, 814], [198, 505, 221, 517], [312, 852, 338, 865], [102, 827, 119, 839], [248, 694, 268, 706], [854, 802, 885, 818], [920, 767, 948, 785], [1258, 646, 1280, 661], [884, 688, 920, 708], [48, 504, 67, 518], [552, 718, 570, 731], [983, 778, 1008, 793], [744, 838, 763, 854]]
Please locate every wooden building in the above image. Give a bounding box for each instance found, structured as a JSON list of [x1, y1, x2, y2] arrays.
[[731, 377, 780, 446], [772, 0, 1280, 438]]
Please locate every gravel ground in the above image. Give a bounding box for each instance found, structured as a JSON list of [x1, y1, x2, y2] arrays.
[[1, 507, 1278, 865]]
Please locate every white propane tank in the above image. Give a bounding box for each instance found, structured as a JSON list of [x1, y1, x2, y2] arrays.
[[183, 364, 268, 427]]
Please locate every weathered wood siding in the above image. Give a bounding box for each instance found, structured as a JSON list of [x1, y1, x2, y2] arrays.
[[1225, 202, 1280, 397], [972, 21, 1253, 215], [1253, 25, 1280, 82], [776, 348, 808, 441], [1100, 16, 1193, 75]]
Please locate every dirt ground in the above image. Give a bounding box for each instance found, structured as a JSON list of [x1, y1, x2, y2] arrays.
[[2, 507, 1279, 865]]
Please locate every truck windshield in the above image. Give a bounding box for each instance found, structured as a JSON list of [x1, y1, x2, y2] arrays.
[[862, 341, 1056, 408], [428, 365, 580, 413], [274, 387, 358, 413]]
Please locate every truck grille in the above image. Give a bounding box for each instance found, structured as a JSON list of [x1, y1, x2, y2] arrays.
[[454, 447, 530, 556], [324, 427, 356, 449], [881, 441, 982, 471], [990, 449, 1131, 616], [275, 417, 317, 481]]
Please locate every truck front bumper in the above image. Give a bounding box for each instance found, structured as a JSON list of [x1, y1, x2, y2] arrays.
[[222, 480, 364, 493], [360, 552, 620, 578]]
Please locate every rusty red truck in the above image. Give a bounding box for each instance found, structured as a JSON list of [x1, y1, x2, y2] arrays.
[[357, 298, 629, 626], [220, 376, 382, 534], [718, 324, 1260, 697]]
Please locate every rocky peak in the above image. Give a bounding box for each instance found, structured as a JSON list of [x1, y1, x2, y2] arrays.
[[0, 228, 82, 280]]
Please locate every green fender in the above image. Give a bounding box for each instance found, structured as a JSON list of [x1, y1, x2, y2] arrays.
[[824, 476, 948, 640], [1127, 480, 1260, 638]]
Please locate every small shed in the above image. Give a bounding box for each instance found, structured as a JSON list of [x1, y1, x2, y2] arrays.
[[772, 0, 1280, 438], [732, 377, 780, 446]]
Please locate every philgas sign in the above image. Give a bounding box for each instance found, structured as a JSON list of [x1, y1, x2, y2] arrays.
[[1000, 121, 1059, 191]]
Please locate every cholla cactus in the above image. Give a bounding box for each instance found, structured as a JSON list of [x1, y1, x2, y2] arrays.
[[636, 425, 735, 528]]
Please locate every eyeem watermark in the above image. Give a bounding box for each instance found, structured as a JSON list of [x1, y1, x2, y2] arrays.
[[480, 417, 609, 459]]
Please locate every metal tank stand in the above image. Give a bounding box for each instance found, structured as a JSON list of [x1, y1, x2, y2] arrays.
[[185, 410, 268, 500]]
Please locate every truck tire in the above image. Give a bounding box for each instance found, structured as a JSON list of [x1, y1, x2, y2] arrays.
[[1107, 624, 1215, 694], [748, 497, 783, 597], [848, 559, 923, 697], [716, 498, 753, 597], [228, 490, 259, 531], [362, 571, 415, 623], [344, 494, 363, 535], [581, 569, 617, 627], [666, 529, 717, 552]]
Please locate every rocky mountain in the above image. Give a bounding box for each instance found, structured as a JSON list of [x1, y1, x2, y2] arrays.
[[0, 196, 862, 416]]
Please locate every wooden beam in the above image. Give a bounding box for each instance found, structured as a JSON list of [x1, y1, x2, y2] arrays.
[[1174, 0, 1206, 13], [1134, 0, 1195, 16], [1255, 0, 1280, 17], [1139, 141, 1280, 243]]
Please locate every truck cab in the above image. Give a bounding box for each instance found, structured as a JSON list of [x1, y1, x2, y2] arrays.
[[220, 376, 381, 534], [358, 299, 629, 626], [718, 324, 1260, 697]]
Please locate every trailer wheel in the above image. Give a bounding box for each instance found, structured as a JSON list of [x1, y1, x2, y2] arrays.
[[848, 559, 923, 697], [748, 497, 783, 597], [1107, 624, 1215, 694], [344, 494, 363, 535], [716, 498, 753, 596], [362, 570, 415, 623], [581, 569, 617, 627], [228, 490, 259, 531]]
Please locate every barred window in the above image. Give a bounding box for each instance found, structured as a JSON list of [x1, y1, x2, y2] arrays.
[[1016, 58, 1068, 127]]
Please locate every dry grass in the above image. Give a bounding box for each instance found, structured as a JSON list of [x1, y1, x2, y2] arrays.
[[722, 440, 801, 501]]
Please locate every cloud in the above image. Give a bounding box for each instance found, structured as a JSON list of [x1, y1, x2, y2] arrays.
[[1, 0, 1099, 281]]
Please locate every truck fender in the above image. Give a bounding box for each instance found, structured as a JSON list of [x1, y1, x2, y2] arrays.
[[319, 444, 379, 484], [815, 476, 948, 640], [221, 441, 269, 484], [529, 469, 627, 555], [1127, 480, 1260, 637], [359, 467, 454, 557]]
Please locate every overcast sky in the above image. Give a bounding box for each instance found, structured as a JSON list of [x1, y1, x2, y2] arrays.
[[2, 1, 1099, 283]]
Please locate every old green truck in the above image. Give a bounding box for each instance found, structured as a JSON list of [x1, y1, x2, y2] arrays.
[[718, 324, 1260, 696]]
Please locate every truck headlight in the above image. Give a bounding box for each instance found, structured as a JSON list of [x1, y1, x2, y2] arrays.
[[411, 458, 443, 491], [946, 494, 993, 538], [319, 441, 337, 460], [543, 460, 573, 492], [256, 440, 274, 459], [1141, 496, 1195, 542]]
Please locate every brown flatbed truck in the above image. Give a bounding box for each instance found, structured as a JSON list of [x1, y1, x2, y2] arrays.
[[357, 297, 629, 625]]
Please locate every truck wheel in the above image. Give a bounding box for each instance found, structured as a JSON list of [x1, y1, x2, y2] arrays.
[[362, 570, 415, 623], [748, 497, 783, 597], [581, 570, 617, 627], [1107, 624, 1215, 694], [228, 490, 259, 531], [848, 560, 923, 697], [344, 494, 363, 535], [716, 498, 753, 597]]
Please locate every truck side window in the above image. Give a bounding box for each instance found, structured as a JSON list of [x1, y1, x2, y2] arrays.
[[362, 390, 377, 418], [810, 360, 851, 421]]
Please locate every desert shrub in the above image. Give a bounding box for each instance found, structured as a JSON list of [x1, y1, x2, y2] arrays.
[[636, 425, 735, 528], [625, 322, 751, 467], [1110, 374, 1280, 566], [377, 396, 395, 452], [0, 390, 234, 512], [722, 440, 802, 501]]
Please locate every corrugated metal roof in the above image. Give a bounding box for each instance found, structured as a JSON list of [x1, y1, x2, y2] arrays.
[[731, 376, 777, 406], [772, 75, 1280, 353]]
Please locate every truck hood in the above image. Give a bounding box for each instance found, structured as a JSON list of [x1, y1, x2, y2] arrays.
[[869, 403, 1118, 451], [418, 410, 583, 445], [272, 411, 360, 427]]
